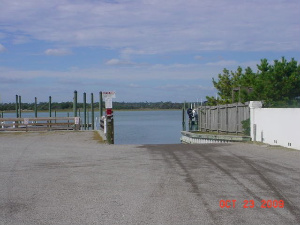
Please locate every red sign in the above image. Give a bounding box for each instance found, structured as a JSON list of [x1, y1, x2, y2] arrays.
[[106, 108, 112, 116]]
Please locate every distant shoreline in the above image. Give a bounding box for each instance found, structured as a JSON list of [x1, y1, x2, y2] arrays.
[[1, 108, 181, 113]]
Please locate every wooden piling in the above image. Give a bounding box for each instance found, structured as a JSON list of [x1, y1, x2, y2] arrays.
[[73, 90, 77, 117], [18, 95, 22, 118], [99, 91, 103, 118], [49, 96, 52, 117], [83, 92, 86, 130], [91, 93, 94, 130], [16, 95, 19, 118], [34, 97, 37, 118]]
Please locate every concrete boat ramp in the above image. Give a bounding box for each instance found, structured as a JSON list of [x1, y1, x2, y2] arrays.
[[0, 131, 299, 224]]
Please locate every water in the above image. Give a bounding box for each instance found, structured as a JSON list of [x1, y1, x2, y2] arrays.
[[1, 110, 182, 145]]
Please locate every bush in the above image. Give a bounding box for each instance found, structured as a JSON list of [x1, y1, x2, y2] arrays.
[[241, 118, 250, 136]]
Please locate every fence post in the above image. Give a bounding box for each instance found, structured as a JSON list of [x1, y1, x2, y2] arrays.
[[236, 104, 238, 134], [91, 93, 94, 130], [217, 106, 220, 133], [226, 105, 228, 134], [83, 92, 86, 130], [73, 90, 77, 117]]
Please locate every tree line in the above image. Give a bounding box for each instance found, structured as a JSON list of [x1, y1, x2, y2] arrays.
[[206, 57, 300, 107], [0, 101, 184, 111]]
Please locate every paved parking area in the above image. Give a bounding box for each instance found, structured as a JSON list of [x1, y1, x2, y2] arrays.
[[0, 131, 299, 224]]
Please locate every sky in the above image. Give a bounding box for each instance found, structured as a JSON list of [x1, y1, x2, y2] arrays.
[[0, 0, 300, 103]]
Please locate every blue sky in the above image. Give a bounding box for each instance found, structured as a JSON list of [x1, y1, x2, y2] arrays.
[[1, 0, 300, 103]]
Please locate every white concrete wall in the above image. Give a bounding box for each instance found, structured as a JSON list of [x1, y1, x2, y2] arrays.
[[250, 101, 300, 150]]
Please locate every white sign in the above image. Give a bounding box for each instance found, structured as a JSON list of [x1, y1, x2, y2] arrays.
[[74, 117, 80, 125], [24, 118, 29, 125], [105, 98, 113, 109], [102, 91, 116, 99]]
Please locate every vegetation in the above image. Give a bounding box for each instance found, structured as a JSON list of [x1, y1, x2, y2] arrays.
[[206, 57, 300, 107], [0, 101, 183, 111], [241, 119, 250, 136]]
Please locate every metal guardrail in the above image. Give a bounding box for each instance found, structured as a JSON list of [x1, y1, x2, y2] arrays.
[[0, 117, 81, 131]]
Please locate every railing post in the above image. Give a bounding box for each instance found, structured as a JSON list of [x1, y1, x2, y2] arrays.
[[91, 93, 94, 130]]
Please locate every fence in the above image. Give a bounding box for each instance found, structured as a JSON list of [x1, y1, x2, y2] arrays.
[[250, 101, 300, 150], [197, 102, 250, 134], [0, 117, 81, 131]]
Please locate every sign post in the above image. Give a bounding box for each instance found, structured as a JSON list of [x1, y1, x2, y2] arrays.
[[102, 91, 116, 144]]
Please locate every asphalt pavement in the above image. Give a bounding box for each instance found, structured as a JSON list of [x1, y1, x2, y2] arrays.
[[0, 131, 299, 225]]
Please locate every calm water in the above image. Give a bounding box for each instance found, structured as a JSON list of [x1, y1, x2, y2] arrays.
[[2, 110, 182, 145]]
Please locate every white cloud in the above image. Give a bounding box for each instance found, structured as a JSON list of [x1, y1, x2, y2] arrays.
[[0, 44, 6, 53], [206, 60, 238, 67], [194, 55, 204, 60], [0, 0, 299, 53], [105, 58, 134, 66], [44, 48, 72, 56]]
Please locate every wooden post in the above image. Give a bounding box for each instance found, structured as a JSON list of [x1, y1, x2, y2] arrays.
[[34, 97, 37, 118], [87, 109, 89, 130], [226, 105, 228, 134], [49, 96, 52, 117], [236, 104, 239, 134], [18, 95, 22, 118], [106, 115, 114, 144], [73, 90, 77, 117], [67, 112, 69, 128], [182, 107, 185, 131], [217, 106, 220, 133], [91, 93, 94, 130], [83, 92, 86, 130], [99, 91, 103, 118], [16, 95, 19, 118]]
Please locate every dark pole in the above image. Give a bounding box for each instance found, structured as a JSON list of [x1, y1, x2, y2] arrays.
[[91, 93, 94, 130], [182, 107, 185, 131], [99, 91, 103, 118], [16, 95, 19, 118], [73, 90, 77, 117], [83, 92, 86, 130], [18, 95, 22, 118], [34, 97, 37, 118], [49, 96, 52, 117]]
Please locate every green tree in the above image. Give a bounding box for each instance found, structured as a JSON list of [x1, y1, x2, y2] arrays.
[[207, 57, 300, 107]]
